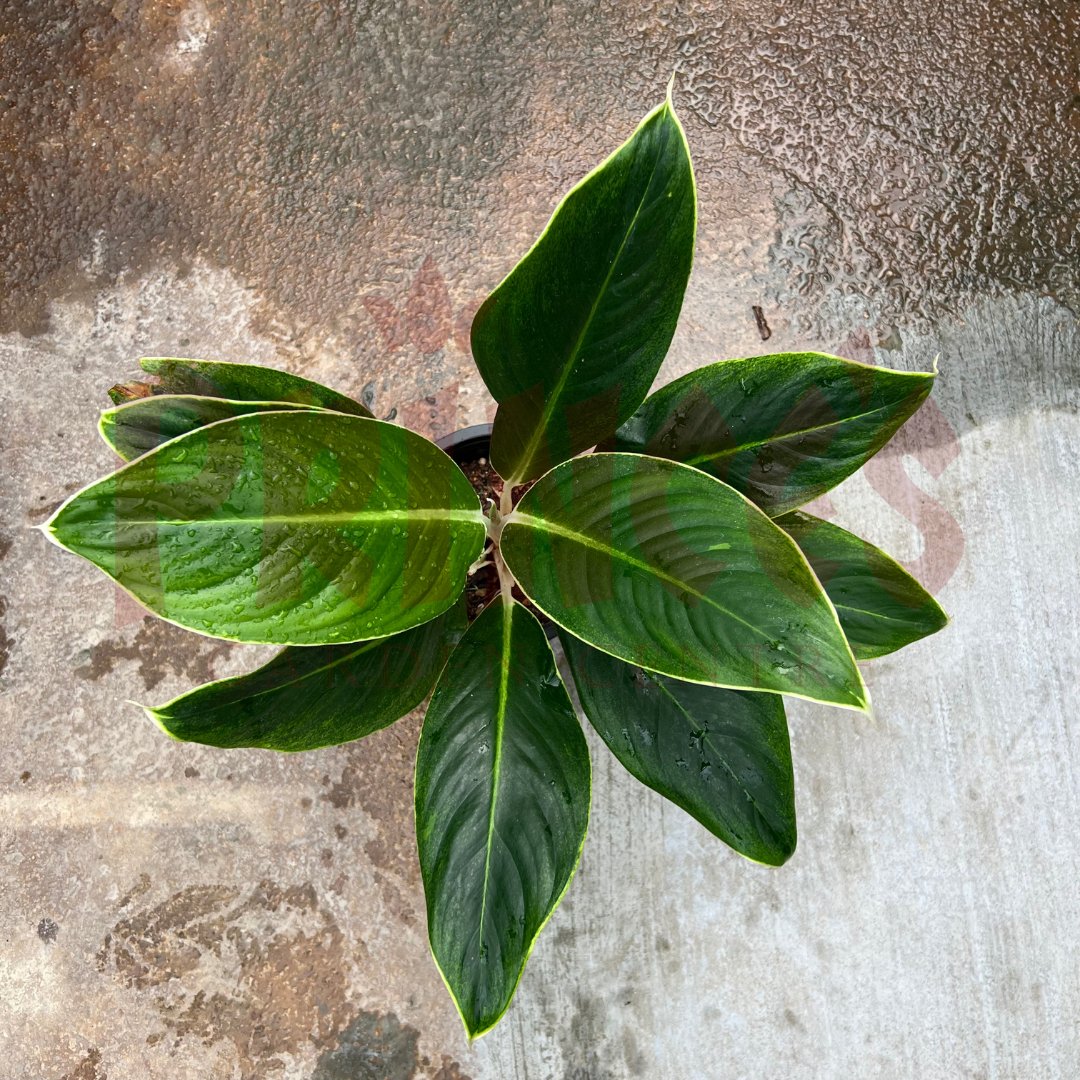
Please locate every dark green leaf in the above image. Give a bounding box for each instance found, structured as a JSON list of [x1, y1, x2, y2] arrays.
[[415, 597, 590, 1038], [45, 412, 486, 644], [778, 511, 948, 659], [614, 352, 934, 516], [473, 96, 696, 484], [500, 453, 867, 709], [100, 395, 322, 461], [123, 357, 373, 417], [146, 603, 466, 751], [561, 634, 795, 865]]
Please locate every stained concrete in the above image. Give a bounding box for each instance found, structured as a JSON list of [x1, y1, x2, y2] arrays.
[[1, 2, 1077, 1077]]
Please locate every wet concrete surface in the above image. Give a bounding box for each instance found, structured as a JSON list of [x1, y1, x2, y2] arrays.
[[1, 1, 1078, 1077]]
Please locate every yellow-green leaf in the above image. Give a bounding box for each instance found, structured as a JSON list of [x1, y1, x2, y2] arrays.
[[500, 453, 867, 709], [46, 413, 485, 644]]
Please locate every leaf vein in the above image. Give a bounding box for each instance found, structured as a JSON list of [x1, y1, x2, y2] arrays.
[[685, 399, 915, 467]]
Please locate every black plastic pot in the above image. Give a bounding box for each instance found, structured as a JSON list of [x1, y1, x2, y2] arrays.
[[435, 422, 494, 465], [436, 423, 558, 641]]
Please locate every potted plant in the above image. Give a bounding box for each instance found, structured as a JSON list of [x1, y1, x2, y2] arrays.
[[41, 88, 946, 1039]]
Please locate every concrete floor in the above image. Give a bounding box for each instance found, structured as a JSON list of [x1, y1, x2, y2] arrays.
[[1, 3, 1077, 1078]]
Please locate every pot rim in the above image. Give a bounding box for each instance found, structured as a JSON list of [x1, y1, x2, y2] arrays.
[[435, 423, 494, 461]]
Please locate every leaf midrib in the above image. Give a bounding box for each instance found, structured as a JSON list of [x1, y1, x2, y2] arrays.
[[157, 638, 386, 719], [651, 677, 782, 835], [477, 602, 513, 950], [507, 513, 770, 644], [508, 130, 667, 484], [833, 601, 928, 625], [683, 398, 914, 467], [66, 509, 483, 528]]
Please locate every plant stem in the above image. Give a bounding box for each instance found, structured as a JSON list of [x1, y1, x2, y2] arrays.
[[498, 477, 515, 520], [493, 479, 517, 604], [494, 544, 515, 606]]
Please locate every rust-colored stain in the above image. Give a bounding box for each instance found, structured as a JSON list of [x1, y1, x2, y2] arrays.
[[75, 616, 231, 690], [0, 1, 531, 341], [864, 399, 965, 593], [96, 878, 470, 1078], [98, 881, 353, 1076]]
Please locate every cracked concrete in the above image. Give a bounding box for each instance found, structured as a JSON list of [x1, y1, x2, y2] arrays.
[[1, 1, 1077, 1077]]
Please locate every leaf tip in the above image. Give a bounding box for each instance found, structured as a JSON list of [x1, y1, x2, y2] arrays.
[[922, 593, 950, 637], [137, 702, 182, 741], [96, 410, 122, 457], [462, 1011, 503, 1043], [33, 517, 63, 547], [835, 666, 873, 714], [855, 682, 874, 717], [739, 828, 797, 868]]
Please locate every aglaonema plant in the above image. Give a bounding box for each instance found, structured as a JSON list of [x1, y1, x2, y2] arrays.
[[42, 88, 947, 1038]]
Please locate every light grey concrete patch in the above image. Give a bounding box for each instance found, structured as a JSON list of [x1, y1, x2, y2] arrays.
[[8, 292, 1078, 1079], [471, 302, 1080, 1080]]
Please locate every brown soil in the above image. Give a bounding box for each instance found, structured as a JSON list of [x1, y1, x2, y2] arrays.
[[458, 455, 504, 509], [458, 453, 501, 623], [463, 561, 498, 624]]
